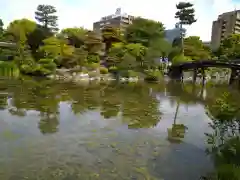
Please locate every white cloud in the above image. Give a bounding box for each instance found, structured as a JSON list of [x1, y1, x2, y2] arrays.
[[1, 0, 240, 41]]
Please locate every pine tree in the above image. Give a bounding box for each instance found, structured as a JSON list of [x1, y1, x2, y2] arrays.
[[0, 19, 3, 32], [175, 2, 196, 54], [35, 4, 58, 32]]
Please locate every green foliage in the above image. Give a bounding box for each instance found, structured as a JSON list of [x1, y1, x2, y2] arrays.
[[145, 38, 172, 68], [207, 92, 240, 122], [127, 70, 139, 77], [0, 3, 214, 78], [84, 31, 102, 54], [7, 19, 37, 44], [125, 43, 147, 68], [38, 58, 56, 75], [73, 47, 88, 67], [19, 57, 56, 76], [35, 4, 58, 32], [175, 2, 197, 25], [108, 42, 147, 69], [61, 27, 87, 48], [101, 26, 122, 53], [175, 2, 196, 55], [144, 69, 163, 82], [219, 34, 240, 59], [149, 38, 171, 57], [99, 66, 108, 74], [105, 56, 121, 68], [118, 69, 139, 78], [168, 46, 181, 61], [172, 37, 181, 47], [0, 61, 17, 69], [39, 36, 74, 66], [117, 53, 137, 71], [212, 56, 218, 61], [204, 91, 240, 180], [184, 36, 211, 60], [172, 53, 192, 64], [109, 42, 126, 58], [125, 17, 164, 47], [87, 54, 100, 64], [0, 48, 16, 61], [18, 56, 36, 74], [168, 124, 187, 143], [27, 25, 53, 59]]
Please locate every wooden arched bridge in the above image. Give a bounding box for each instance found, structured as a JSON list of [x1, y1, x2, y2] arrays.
[[168, 60, 240, 84]]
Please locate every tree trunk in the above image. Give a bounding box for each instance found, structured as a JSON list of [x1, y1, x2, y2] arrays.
[[180, 23, 184, 55], [173, 101, 180, 125]]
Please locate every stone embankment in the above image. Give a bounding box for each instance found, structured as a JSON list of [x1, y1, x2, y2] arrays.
[[47, 68, 141, 83]]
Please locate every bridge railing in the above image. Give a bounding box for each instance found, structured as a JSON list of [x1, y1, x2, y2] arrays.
[[0, 42, 16, 48]]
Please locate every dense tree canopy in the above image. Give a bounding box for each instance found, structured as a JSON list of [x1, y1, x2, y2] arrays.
[[101, 26, 122, 53], [184, 36, 211, 60], [125, 17, 164, 47], [7, 19, 37, 43], [218, 34, 240, 60], [84, 31, 102, 54], [60, 27, 88, 48]]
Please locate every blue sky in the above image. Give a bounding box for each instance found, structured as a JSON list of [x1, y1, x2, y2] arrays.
[[1, 0, 240, 41]]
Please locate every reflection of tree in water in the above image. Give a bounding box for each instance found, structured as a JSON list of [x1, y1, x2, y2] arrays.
[[8, 107, 26, 116], [167, 100, 188, 144], [70, 85, 101, 114], [100, 85, 121, 119], [204, 92, 240, 180], [7, 79, 60, 134], [167, 81, 204, 105], [9, 79, 58, 111], [164, 82, 190, 143], [0, 93, 8, 110], [0, 80, 12, 110], [120, 84, 161, 129], [38, 113, 59, 134]]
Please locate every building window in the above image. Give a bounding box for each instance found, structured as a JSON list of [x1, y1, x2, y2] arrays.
[[237, 12, 240, 19]]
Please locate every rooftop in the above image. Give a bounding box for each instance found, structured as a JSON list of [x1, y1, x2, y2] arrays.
[[99, 8, 134, 21]]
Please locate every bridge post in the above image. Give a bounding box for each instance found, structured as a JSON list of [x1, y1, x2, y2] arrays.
[[193, 68, 197, 82], [201, 67, 206, 84], [230, 68, 237, 85], [168, 67, 183, 80]]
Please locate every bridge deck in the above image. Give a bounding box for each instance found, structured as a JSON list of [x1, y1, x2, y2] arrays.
[[171, 60, 240, 70]]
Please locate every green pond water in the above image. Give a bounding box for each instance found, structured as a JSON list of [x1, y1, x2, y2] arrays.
[[0, 78, 239, 180]]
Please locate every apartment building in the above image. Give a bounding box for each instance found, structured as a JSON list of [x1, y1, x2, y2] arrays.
[[211, 10, 240, 50], [93, 8, 135, 35]]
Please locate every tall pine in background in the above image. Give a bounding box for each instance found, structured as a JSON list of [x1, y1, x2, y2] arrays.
[[175, 2, 196, 54], [35, 4, 59, 32]]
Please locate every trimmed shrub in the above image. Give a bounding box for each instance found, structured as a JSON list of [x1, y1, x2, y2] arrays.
[[172, 54, 192, 65], [38, 58, 57, 75], [144, 70, 163, 82], [99, 67, 108, 74], [128, 70, 139, 77]]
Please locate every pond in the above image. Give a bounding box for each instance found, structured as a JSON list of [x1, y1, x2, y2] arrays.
[[0, 78, 239, 180]]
